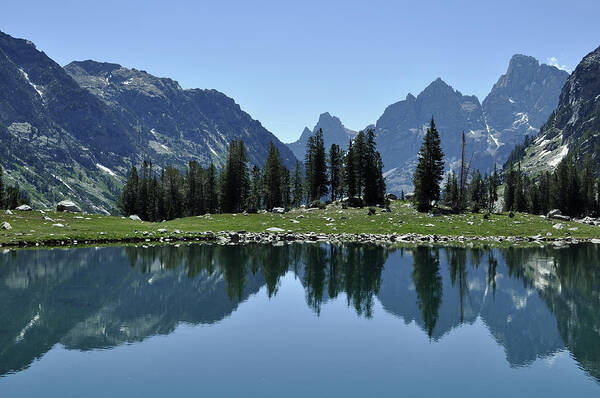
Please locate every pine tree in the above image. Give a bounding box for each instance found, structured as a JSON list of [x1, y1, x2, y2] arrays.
[[503, 163, 516, 211], [0, 164, 4, 209], [413, 118, 444, 212], [205, 163, 218, 213], [162, 165, 185, 220], [487, 164, 498, 212], [581, 155, 596, 216], [305, 129, 328, 202], [470, 170, 486, 212], [119, 166, 139, 216], [514, 164, 528, 212], [328, 143, 343, 201], [247, 165, 262, 213], [263, 142, 283, 210], [353, 131, 367, 198], [281, 166, 291, 208], [344, 139, 357, 199], [291, 160, 304, 207], [221, 140, 249, 213]]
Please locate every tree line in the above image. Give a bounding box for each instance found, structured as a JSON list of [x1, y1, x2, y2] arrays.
[[412, 117, 600, 218], [119, 129, 387, 220], [503, 155, 599, 217], [0, 164, 30, 209]]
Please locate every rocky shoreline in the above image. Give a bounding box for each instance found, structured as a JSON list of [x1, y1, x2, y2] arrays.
[[2, 229, 599, 249]]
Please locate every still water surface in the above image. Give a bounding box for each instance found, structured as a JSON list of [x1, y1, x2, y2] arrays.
[[0, 243, 599, 397]]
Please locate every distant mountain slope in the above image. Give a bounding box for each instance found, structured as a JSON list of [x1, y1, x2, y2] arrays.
[[0, 31, 296, 212], [518, 46, 600, 174], [64, 60, 296, 170], [374, 56, 568, 194], [286, 112, 356, 160], [375, 78, 489, 194]]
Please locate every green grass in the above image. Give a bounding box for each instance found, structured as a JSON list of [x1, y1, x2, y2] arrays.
[[0, 201, 598, 247]]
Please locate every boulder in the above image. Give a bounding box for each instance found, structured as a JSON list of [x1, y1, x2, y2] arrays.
[[15, 204, 32, 211], [157, 228, 168, 233], [56, 200, 82, 213], [266, 227, 285, 233], [272, 207, 285, 214], [52, 223, 64, 228], [1, 222, 12, 230], [385, 193, 398, 201], [129, 214, 142, 221], [552, 223, 565, 230], [5, 209, 12, 215], [343, 197, 365, 208], [547, 209, 571, 221]]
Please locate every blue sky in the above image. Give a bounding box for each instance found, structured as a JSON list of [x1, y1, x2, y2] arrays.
[[2, 0, 599, 142]]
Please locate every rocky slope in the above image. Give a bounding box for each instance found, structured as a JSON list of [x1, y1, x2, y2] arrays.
[[64, 60, 296, 170], [0, 31, 296, 213], [518, 46, 600, 174], [483, 54, 569, 163], [376, 56, 568, 194], [286, 112, 356, 160]]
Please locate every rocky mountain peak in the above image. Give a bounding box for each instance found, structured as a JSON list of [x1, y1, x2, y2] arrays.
[[286, 112, 357, 159]]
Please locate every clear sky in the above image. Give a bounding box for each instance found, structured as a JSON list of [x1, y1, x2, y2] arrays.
[[2, 0, 599, 142]]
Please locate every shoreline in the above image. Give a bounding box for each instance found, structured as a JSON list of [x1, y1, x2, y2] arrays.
[[1, 230, 597, 250]]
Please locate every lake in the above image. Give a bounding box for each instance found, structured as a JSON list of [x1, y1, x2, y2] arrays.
[[0, 243, 599, 397]]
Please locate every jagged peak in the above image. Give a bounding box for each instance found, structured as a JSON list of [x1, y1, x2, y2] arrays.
[[419, 77, 461, 98], [66, 60, 122, 76]]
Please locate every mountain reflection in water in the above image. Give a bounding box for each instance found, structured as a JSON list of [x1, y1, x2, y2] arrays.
[[0, 242, 599, 385]]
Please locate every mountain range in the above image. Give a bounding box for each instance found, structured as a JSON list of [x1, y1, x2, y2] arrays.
[[517, 45, 600, 175], [0, 31, 295, 212], [288, 55, 569, 193]]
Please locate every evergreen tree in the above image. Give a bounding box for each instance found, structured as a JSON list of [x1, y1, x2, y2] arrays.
[[162, 165, 185, 220], [413, 118, 445, 212], [353, 131, 367, 198], [119, 166, 139, 216], [291, 160, 304, 207], [514, 164, 528, 212], [305, 129, 328, 201], [487, 164, 498, 212], [470, 170, 486, 212], [0, 164, 4, 208], [344, 139, 357, 199], [263, 142, 283, 209], [221, 140, 249, 213], [581, 155, 596, 216], [328, 143, 343, 202], [281, 166, 291, 208], [247, 165, 262, 213], [205, 163, 218, 213], [503, 163, 516, 211]]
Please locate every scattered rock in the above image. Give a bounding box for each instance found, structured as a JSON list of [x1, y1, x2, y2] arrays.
[[56, 200, 82, 213], [547, 209, 571, 221], [5, 210, 12, 215], [1, 222, 12, 230], [15, 204, 32, 211], [157, 228, 168, 233], [272, 207, 285, 214], [129, 215, 142, 221], [552, 223, 565, 230]]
